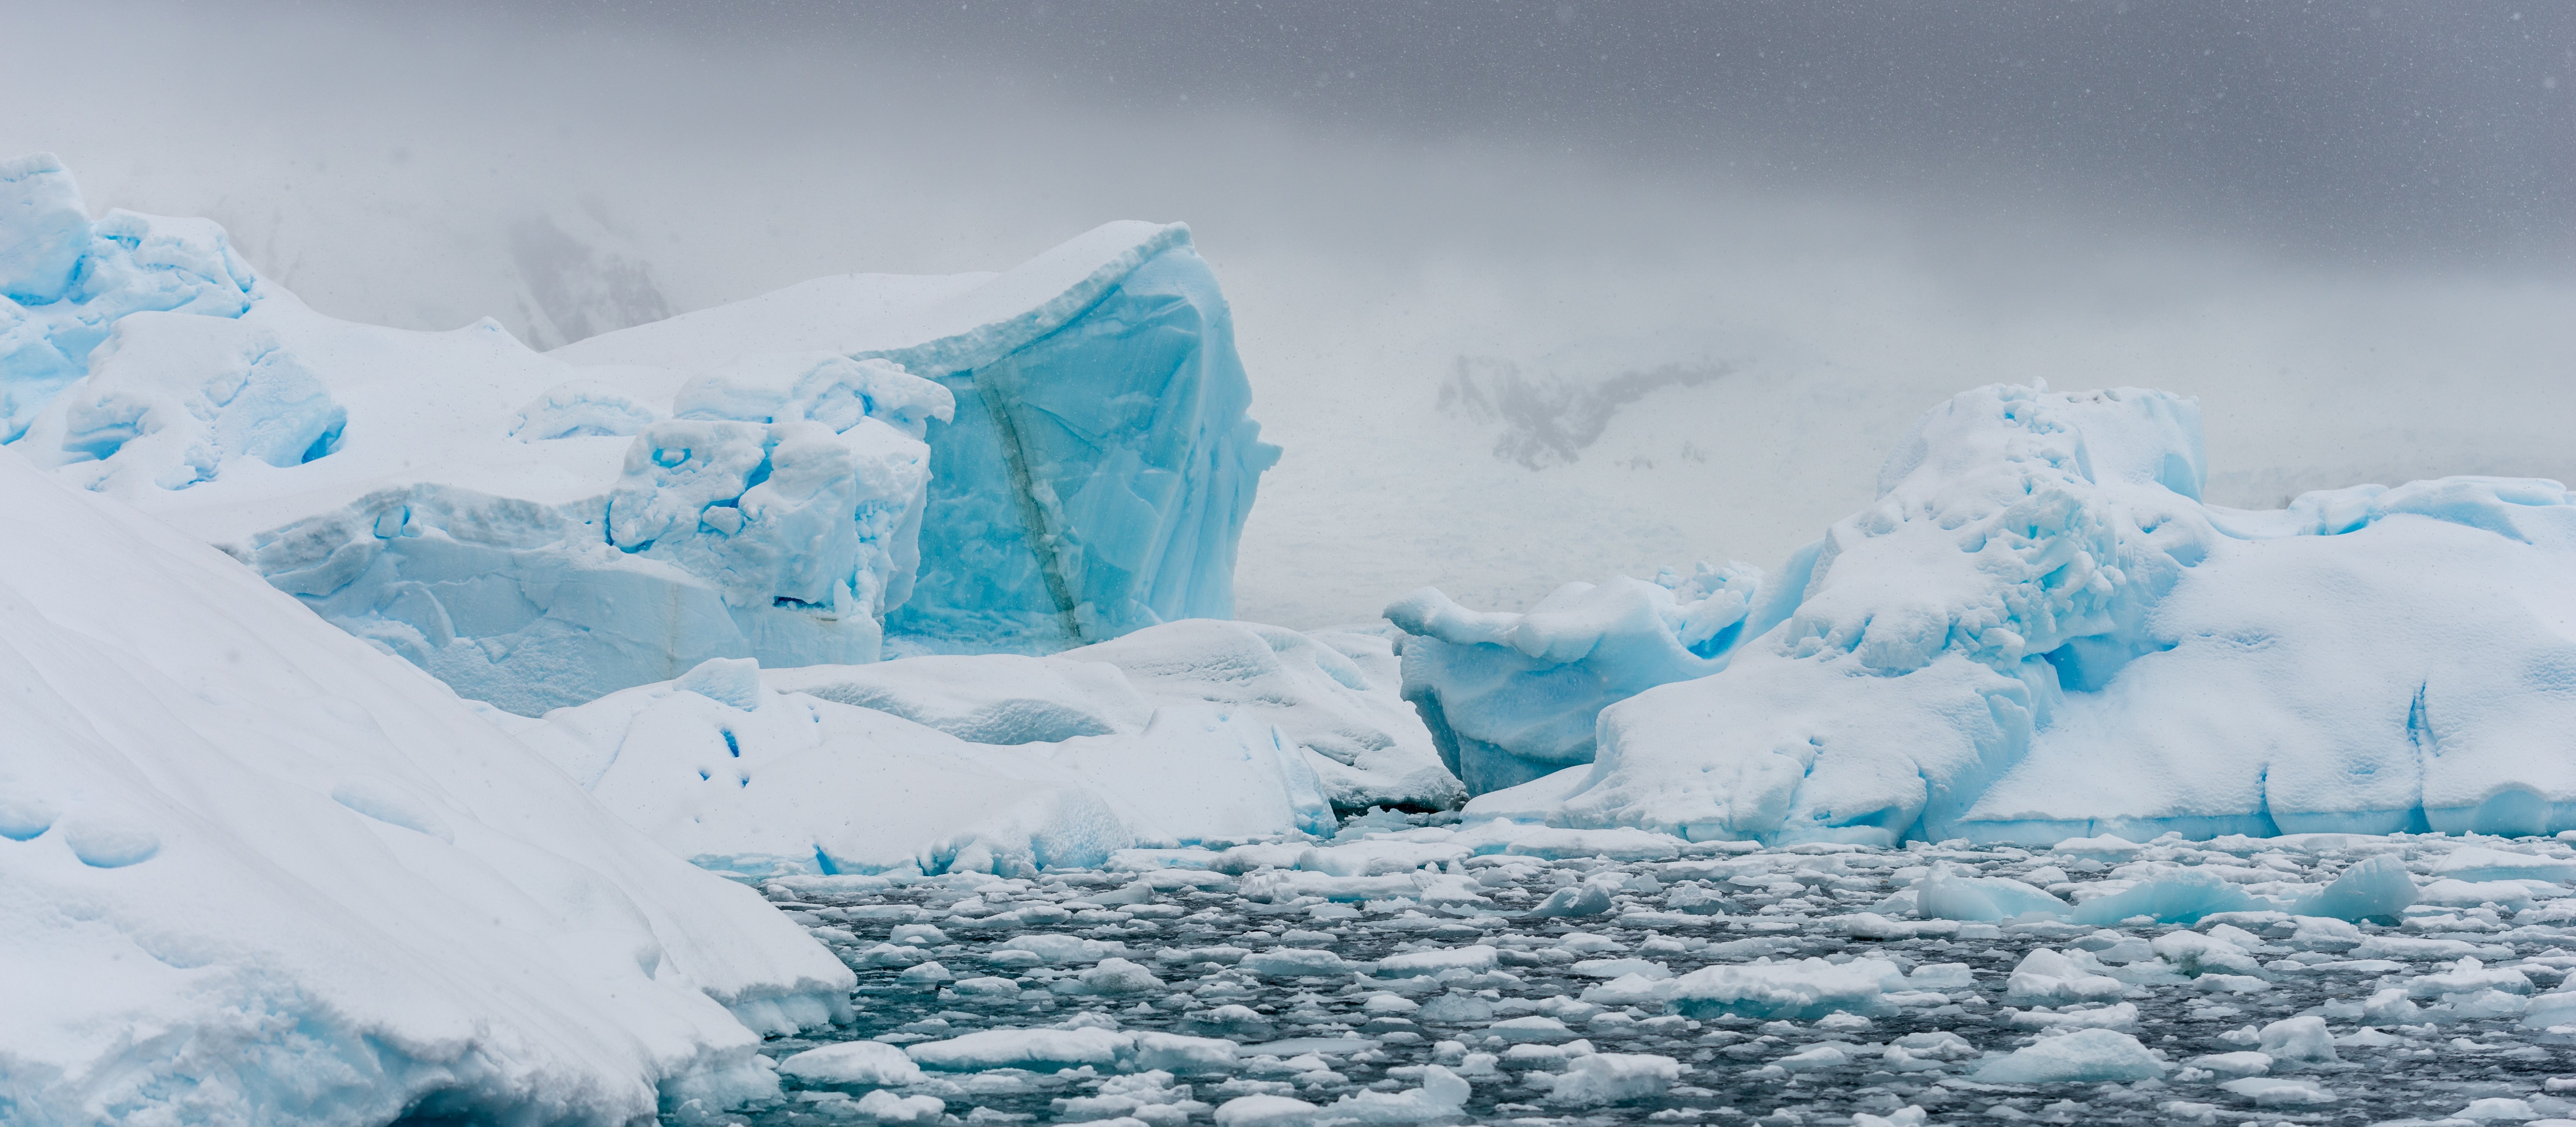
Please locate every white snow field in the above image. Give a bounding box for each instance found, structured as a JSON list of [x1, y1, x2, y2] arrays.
[[1407, 383, 2576, 845], [0, 450, 854, 1124], [1, 154, 1276, 716]]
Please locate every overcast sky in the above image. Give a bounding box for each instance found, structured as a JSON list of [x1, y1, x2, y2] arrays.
[[4, 2, 2569, 623]]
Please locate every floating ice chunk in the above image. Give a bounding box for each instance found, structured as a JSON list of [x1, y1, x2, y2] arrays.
[[895, 961, 953, 986], [855, 1090, 945, 1124], [1388, 565, 1757, 793], [2407, 957, 2533, 999], [2151, 931, 2266, 978], [1526, 882, 1618, 918], [1545, 1053, 1679, 1106], [1314, 1064, 1470, 1121], [907, 1028, 1132, 1072], [1069, 958, 1167, 995], [2004, 948, 2129, 1006], [2434, 846, 2576, 884], [2069, 868, 2266, 926], [1915, 862, 2068, 921], [2287, 854, 2417, 921], [1240, 949, 1354, 979], [1572, 958, 1671, 981], [1001, 934, 1129, 965], [1214, 1094, 1323, 1127], [1131, 1032, 1238, 1075], [1661, 956, 1905, 1020], [2187, 1051, 2271, 1078], [1852, 1109, 1929, 1127], [1376, 946, 1500, 978], [1775, 1043, 1850, 1072], [2006, 1002, 2139, 1031], [1973, 1028, 2167, 1084], [2455, 1098, 2542, 1121], [1485, 1016, 1577, 1044], [2420, 877, 2554, 909], [777, 1041, 926, 1087], [2218, 1077, 2338, 1106], [2254, 1016, 2337, 1063]]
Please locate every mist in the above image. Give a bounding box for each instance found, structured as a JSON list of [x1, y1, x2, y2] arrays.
[[5, 0, 2567, 626]]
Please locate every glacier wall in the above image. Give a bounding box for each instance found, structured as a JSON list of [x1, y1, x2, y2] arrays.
[[1441, 383, 2576, 845], [2, 153, 1275, 714]]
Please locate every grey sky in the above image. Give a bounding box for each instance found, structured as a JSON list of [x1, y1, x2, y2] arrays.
[[3, 2, 2569, 624]]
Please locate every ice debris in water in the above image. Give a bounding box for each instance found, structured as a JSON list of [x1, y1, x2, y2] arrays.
[[734, 819, 2576, 1126]]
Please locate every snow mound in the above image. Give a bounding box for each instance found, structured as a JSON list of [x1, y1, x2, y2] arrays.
[[511, 651, 1341, 878], [0, 449, 851, 1124], [4, 155, 1276, 715], [1458, 383, 2576, 844], [772, 618, 1463, 814]]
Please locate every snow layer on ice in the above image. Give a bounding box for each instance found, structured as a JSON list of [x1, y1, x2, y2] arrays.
[[2, 155, 1274, 715], [768, 618, 1463, 815], [0, 449, 850, 1125], [510, 651, 1343, 878], [1447, 382, 2576, 844]]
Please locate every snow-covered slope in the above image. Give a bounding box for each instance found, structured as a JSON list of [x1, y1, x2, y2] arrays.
[[2, 155, 1276, 715], [1437, 383, 2576, 845], [0, 449, 854, 1125]]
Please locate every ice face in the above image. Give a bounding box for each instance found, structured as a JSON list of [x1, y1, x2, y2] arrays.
[[881, 244, 1281, 652], [1432, 383, 2576, 845]]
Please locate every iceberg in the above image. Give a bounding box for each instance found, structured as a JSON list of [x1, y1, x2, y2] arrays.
[[1449, 382, 2576, 844], [0, 448, 851, 1123], [2, 154, 1276, 715]]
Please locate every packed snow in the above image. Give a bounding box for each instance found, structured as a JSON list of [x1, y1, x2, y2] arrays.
[[2, 155, 1275, 716], [719, 817, 2576, 1125], [0, 448, 851, 1124], [1416, 383, 2576, 844]]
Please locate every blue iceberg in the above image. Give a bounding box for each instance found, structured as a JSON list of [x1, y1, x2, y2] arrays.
[[3, 152, 1276, 714], [1460, 382, 2576, 846]]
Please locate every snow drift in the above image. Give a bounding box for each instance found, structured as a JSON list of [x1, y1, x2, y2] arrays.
[[1433, 383, 2576, 845], [1, 154, 1275, 715], [0, 449, 852, 1125]]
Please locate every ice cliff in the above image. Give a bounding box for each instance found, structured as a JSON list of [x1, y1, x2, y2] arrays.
[[0, 448, 852, 1125], [1414, 383, 2576, 845], [0, 155, 1275, 714]]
